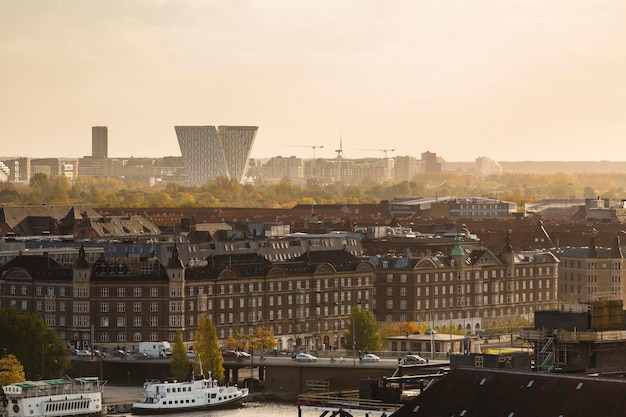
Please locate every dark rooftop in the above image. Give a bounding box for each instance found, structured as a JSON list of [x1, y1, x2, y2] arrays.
[[393, 367, 626, 417]]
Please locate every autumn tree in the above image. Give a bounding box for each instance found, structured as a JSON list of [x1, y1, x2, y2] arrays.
[[170, 331, 190, 382], [249, 326, 278, 352], [380, 321, 422, 338], [193, 316, 224, 381], [0, 354, 26, 390]]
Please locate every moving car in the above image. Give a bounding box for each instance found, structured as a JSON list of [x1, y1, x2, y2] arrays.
[[293, 353, 317, 362], [361, 353, 380, 362], [404, 354, 426, 364]]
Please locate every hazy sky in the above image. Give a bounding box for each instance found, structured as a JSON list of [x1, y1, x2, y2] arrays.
[[2, 0, 625, 162]]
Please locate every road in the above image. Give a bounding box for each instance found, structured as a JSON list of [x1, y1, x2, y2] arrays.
[[73, 352, 447, 370]]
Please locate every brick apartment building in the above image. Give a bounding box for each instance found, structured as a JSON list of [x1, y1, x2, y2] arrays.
[[0, 245, 374, 353], [370, 234, 559, 334]]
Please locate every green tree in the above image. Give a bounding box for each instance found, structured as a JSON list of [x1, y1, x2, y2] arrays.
[[193, 316, 224, 381], [0, 307, 70, 379], [0, 354, 26, 390], [170, 331, 190, 382], [345, 306, 382, 352]]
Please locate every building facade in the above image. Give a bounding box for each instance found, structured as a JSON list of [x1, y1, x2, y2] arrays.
[[370, 235, 559, 334], [92, 126, 108, 159], [0, 246, 374, 354], [175, 125, 257, 186], [555, 234, 624, 304]]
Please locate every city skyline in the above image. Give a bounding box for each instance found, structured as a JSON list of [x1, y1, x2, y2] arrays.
[[2, 1, 626, 162]]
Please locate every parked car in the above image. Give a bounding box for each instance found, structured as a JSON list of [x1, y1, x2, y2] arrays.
[[294, 353, 317, 362], [221, 350, 241, 360], [186, 350, 196, 359], [72, 349, 91, 357], [93, 349, 107, 358], [403, 354, 426, 364], [107, 349, 128, 357], [238, 351, 252, 359], [361, 353, 380, 362], [132, 351, 150, 359]]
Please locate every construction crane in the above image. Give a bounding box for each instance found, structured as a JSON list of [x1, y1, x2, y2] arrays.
[[356, 148, 396, 158], [286, 145, 325, 159]]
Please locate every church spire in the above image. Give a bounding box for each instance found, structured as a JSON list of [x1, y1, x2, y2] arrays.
[[587, 234, 598, 258], [167, 243, 184, 269]]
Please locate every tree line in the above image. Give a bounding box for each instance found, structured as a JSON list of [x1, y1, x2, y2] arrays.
[[1, 172, 626, 208]]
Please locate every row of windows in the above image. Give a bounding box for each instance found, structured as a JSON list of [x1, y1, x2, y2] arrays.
[[562, 284, 624, 297], [408, 305, 533, 323], [5, 291, 370, 316], [408, 267, 553, 284], [6, 286, 165, 298], [386, 279, 551, 298], [215, 277, 369, 295], [409, 291, 551, 310], [8, 285, 69, 296], [100, 287, 160, 297], [98, 331, 160, 343], [561, 260, 624, 270]]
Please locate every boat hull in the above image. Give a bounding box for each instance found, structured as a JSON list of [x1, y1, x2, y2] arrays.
[[131, 393, 246, 415]]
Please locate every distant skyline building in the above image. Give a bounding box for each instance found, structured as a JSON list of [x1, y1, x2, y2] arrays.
[[175, 125, 258, 186], [91, 126, 108, 159]]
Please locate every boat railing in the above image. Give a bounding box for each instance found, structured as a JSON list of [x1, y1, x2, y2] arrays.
[[5, 377, 106, 399]]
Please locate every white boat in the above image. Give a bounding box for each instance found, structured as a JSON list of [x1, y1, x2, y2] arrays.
[[2, 376, 106, 417], [131, 372, 248, 415]]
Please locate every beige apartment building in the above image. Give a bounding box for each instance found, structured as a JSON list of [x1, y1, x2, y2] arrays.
[[556, 234, 624, 303]]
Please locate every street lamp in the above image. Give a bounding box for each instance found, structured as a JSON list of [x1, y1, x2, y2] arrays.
[[352, 299, 361, 365], [352, 309, 356, 365]]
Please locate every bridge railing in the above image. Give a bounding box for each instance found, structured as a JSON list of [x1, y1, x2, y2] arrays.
[[297, 392, 401, 413]]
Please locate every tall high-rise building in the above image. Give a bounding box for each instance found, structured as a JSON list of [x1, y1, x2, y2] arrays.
[[175, 125, 257, 186], [92, 126, 108, 159]]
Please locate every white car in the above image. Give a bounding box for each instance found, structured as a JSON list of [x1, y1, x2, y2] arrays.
[[361, 353, 380, 362], [404, 354, 426, 364], [294, 353, 317, 362], [238, 351, 252, 359]]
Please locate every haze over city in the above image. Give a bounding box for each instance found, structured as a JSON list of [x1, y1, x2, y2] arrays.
[[2, 1, 625, 162]]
